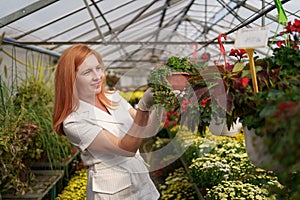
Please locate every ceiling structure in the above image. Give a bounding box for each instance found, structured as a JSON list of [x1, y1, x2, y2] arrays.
[[0, 0, 299, 74]]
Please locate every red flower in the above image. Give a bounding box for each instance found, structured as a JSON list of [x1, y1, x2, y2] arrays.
[[291, 19, 300, 33], [278, 101, 299, 111], [200, 98, 211, 107], [229, 49, 248, 62], [240, 77, 249, 87], [274, 101, 299, 120]]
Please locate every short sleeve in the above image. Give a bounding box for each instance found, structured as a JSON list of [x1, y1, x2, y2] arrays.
[[63, 113, 103, 152]]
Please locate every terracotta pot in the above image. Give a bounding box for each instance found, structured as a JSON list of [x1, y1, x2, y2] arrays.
[[166, 72, 190, 90], [244, 127, 284, 172]]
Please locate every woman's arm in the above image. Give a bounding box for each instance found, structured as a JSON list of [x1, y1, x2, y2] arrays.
[[88, 88, 163, 157], [128, 107, 137, 119], [88, 109, 156, 157]]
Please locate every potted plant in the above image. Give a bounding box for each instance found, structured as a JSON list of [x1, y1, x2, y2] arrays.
[[106, 71, 119, 90], [205, 48, 249, 136], [0, 37, 75, 195], [209, 18, 299, 133], [240, 18, 300, 169], [147, 56, 207, 134]]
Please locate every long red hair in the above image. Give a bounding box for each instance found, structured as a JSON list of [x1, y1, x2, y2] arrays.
[[53, 44, 117, 135]]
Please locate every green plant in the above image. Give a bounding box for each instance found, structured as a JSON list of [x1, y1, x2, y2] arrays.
[[106, 71, 119, 90], [205, 180, 276, 199], [13, 74, 72, 166], [189, 153, 231, 189], [150, 127, 288, 198], [158, 167, 197, 200], [147, 56, 211, 134], [0, 33, 36, 195], [205, 19, 299, 134], [184, 131, 282, 197], [240, 19, 300, 182], [166, 56, 196, 74], [56, 169, 88, 200], [147, 65, 176, 110], [0, 37, 72, 194], [0, 76, 36, 195]]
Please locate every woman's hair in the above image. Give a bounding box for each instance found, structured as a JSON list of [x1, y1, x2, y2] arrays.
[[53, 44, 117, 135]]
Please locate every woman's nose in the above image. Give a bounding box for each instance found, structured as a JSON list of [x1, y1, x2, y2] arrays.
[[92, 70, 103, 80]]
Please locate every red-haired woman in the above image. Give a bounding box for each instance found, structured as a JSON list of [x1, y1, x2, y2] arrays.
[[53, 44, 161, 200]]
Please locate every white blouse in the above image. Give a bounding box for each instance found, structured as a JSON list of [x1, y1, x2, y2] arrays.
[[63, 91, 159, 200]]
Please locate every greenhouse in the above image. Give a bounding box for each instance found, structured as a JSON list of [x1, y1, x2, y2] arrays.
[[0, 0, 299, 199]]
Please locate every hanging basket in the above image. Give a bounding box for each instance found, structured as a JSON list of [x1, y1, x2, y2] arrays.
[[244, 127, 284, 172], [209, 118, 242, 136], [166, 72, 190, 90]]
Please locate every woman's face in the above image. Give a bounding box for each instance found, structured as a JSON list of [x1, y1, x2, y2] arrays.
[[75, 54, 104, 102]]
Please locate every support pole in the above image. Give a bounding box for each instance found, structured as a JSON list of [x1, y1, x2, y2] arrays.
[[246, 49, 258, 93]]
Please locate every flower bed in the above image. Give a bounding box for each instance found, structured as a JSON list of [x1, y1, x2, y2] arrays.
[[57, 128, 299, 199], [154, 129, 283, 199]]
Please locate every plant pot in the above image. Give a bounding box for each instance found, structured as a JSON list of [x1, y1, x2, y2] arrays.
[[166, 72, 190, 90], [2, 170, 64, 200], [30, 149, 80, 188], [209, 118, 242, 136], [244, 127, 284, 172]]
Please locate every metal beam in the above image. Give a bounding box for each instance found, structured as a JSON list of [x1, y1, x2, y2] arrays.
[[173, 0, 195, 31], [0, 0, 59, 28], [48, 2, 168, 51], [3, 40, 235, 46], [110, 0, 159, 40], [232, 0, 278, 22], [198, 0, 291, 51], [90, 0, 112, 32], [83, 0, 106, 42], [14, 0, 102, 40]]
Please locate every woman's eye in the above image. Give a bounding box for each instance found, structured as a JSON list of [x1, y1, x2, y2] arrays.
[[83, 71, 90, 75], [96, 67, 102, 71]]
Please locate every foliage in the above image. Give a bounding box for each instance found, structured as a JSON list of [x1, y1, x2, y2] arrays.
[[158, 167, 197, 200], [205, 180, 276, 199], [156, 130, 283, 199], [147, 56, 214, 135], [147, 66, 177, 110], [205, 19, 300, 130], [166, 56, 196, 74], [0, 40, 72, 194], [56, 169, 87, 200], [0, 78, 35, 195], [239, 19, 300, 183], [106, 72, 119, 90], [0, 33, 36, 195], [241, 18, 300, 122], [13, 75, 72, 165], [189, 153, 231, 188]]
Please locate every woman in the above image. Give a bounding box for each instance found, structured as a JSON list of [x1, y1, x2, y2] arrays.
[[53, 44, 162, 199]]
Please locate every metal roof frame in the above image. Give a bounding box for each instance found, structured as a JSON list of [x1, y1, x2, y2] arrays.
[[1, 0, 299, 71]]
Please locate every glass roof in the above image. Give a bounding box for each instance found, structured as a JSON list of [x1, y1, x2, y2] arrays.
[[1, 0, 299, 73]]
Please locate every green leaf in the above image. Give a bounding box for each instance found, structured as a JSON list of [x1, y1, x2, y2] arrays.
[[232, 62, 245, 73]]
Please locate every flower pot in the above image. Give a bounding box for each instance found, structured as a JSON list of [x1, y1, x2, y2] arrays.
[[244, 127, 284, 172], [166, 72, 190, 90], [2, 170, 64, 200], [209, 118, 242, 136]]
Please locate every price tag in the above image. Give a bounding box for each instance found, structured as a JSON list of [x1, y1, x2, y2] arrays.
[[234, 27, 269, 49]]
